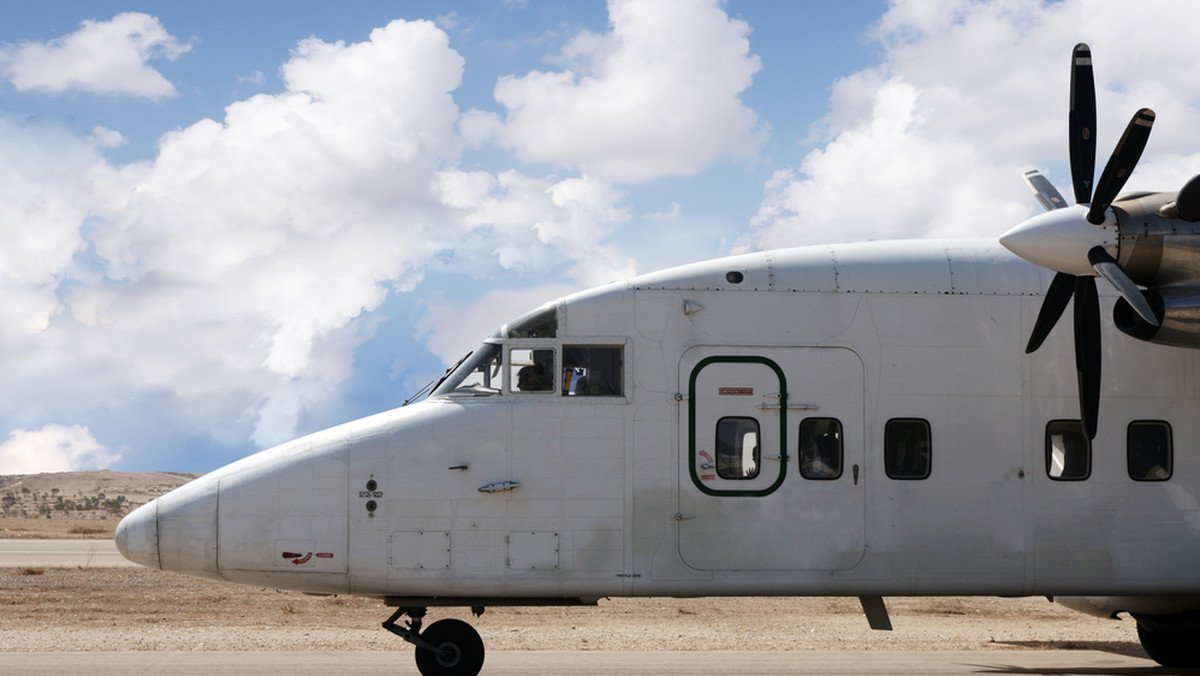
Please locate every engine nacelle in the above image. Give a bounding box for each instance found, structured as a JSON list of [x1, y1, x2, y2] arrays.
[[1113, 286, 1200, 347]]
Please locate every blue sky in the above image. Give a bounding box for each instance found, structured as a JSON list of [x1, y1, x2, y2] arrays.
[[1, 0, 1198, 473]]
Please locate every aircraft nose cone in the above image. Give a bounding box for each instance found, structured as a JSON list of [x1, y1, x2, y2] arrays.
[[115, 500, 160, 569], [999, 205, 1117, 277]]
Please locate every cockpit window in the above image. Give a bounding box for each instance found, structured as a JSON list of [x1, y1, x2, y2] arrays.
[[563, 346, 623, 396], [505, 305, 557, 338], [510, 347, 555, 393], [431, 343, 502, 397]]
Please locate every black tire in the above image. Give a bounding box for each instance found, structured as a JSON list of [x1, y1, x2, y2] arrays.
[[414, 618, 485, 676], [1137, 622, 1200, 668]]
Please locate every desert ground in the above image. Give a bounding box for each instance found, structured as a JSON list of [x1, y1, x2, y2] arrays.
[[0, 471, 1147, 657], [0, 470, 198, 539], [0, 566, 1145, 655]]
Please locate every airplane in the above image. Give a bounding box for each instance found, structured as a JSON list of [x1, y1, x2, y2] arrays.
[[115, 44, 1200, 674]]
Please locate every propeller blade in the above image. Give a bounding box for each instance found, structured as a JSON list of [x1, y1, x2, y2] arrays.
[[1073, 277, 1100, 440], [1087, 246, 1159, 327], [1087, 108, 1155, 224], [1175, 173, 1200, 222], [1069, 43, 1096, 205], [1023, 169, 1069, 211], [1026, 271, 1077, 353]]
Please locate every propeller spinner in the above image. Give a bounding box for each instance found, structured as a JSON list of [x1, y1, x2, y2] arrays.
[[999, 43, 1158, 440]]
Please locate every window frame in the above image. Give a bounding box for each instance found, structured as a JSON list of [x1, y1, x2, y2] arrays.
[[1127, 420, 1173, 482], [506, 345, 557, 395], [884, 418, 932, 480], [714, 416, 762, 480], [562, 344, 625, 397], [799, 417, 843, 480], [1045, 419, 1091, 481]]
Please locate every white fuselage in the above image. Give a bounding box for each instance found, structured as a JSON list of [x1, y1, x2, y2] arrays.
[[116, 238, 1200, 614]]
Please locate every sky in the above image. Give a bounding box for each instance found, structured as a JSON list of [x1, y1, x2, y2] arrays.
[[1, 0, 1199, 474]]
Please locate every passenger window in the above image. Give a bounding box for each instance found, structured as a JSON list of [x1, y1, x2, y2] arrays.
[[1128, 421, 1172, 481], [799, 418, 842, 480], [885, 419, 931, 480], [1046, 420, 1090, 480], [563, 346, 623, 396], [509, 348, 554, 393], [716, 417, 759, 479]]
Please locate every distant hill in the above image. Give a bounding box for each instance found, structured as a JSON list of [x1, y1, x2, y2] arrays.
[[0, 470, 200, 537]]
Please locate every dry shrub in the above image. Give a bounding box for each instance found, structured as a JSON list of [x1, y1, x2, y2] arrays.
[[68, 526, 107, 535]]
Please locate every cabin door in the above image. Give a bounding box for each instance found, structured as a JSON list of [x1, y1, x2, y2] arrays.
[[678, 346, 866, 571]]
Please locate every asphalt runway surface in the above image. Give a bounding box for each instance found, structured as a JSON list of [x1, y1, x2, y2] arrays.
[[0, 538, 132, 568], [0, 650, 1169, 675]]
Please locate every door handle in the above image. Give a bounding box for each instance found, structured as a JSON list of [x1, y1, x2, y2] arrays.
[[479, 481, 521, 493]]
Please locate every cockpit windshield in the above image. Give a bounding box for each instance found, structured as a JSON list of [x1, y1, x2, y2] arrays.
[[431, 343, 502, 397], [429, 305, 560, 399], [504, 304, 557, 338]]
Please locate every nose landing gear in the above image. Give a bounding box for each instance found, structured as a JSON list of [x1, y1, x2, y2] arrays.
[[383, 607, 485, 676]]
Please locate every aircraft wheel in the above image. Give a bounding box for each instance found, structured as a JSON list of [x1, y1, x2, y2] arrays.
[[1137, 622, 1200, 667], [414, 618, 485, 676]]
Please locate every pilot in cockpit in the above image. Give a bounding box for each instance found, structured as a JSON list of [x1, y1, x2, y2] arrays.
[[516, 363, 551, 391]]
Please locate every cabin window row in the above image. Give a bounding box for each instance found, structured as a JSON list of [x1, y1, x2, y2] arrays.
[[711, 417, 1171, 482], [1047, 419, 1172, 482], [714, 416, 849, 481], [712, 416, 931, 482]]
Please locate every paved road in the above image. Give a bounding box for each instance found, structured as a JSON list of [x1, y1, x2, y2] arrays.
[[0, 538, 132, 568], [0, 650, 1167, 675]]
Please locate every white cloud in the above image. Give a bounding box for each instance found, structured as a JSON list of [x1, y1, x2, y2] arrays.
[[644, 202, 681, 220], [88, 126, 127, 148], [0, 12, 191, 99], [0, 115, 108, 336], [740, 0, 1200, 251], [236, 70, 265, 86], [417, 285, 579, 365], [469, 0, 765, 183], [433, 169, 636, 287], [0, 424, 119, 474], [66, 19, 471, 446], [0, 15, 653, 459]]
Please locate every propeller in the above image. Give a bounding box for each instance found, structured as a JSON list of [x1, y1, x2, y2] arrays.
[[1012, 43, 1158, 440]]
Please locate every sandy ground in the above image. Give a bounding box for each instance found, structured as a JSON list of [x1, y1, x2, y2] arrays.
[[1, 471, 198, 539], [0, 566, 1144, 656]]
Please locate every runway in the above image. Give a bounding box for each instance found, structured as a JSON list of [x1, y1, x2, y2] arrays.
[[0, 538, 132, 568], [0, 650, 1162, 675]]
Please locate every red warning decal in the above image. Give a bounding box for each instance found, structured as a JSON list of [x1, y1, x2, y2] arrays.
[[315, 552, 333, 559], [291, 552, 313, 565], [718, 387, 753, 396]]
